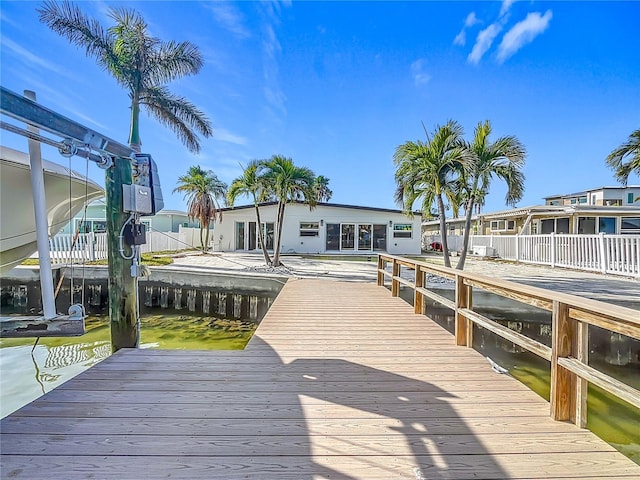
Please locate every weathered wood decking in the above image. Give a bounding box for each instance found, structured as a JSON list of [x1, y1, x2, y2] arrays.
[[1, 279, 638, 479]]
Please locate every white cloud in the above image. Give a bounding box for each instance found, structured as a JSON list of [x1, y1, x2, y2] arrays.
[[410, 59, 431, 86], [465, 12, 480, 28], [497, 10, 553, 63], [468, 23, 502, 65], [453, 12, 480, 47], [205, 2, 250, 39], [213, 128, 248, 146], [2, 37, 74, 79], [500, 0, 516, 18]]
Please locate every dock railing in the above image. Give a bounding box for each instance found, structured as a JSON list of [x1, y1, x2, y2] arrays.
[[377, 253, 640, 427]]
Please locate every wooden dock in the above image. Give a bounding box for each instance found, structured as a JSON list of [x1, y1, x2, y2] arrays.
[[1, 279, 638, 479]]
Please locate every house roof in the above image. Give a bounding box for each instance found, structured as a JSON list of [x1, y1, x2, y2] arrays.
[[223, 201, 422, 216]]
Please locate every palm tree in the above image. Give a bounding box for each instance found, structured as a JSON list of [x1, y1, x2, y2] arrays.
[[39, 1, 213, 153], [455, 120, 526, 270], [314, 175, 333, 202], [394, 121, 468, 268], [228, 160, 272, 265], [39, 1, 213, 350], [606, 129, 640, 186], [262, 155, 316, 267], [174, 166, 227, 251]]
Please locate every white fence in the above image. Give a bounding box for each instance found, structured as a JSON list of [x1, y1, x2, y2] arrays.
[[424, 233, 640, 278], [47, 227, 207, 265]]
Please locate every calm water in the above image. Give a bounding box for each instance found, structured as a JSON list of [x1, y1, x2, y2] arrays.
[[0, 279, 279, 418]]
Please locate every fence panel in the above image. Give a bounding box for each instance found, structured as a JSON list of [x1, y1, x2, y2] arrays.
[[421, 232, 639, 277], [605, 235, 640, 276]]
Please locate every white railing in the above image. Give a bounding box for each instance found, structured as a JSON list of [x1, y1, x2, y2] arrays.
[[425, 233, 640, 277], [47, 227, 208, 264]]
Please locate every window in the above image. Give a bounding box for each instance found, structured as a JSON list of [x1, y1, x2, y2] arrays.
[[628, 193, 635, 204], [75, 220, 106, 233], [326, 224, 340, 250], [299, 222, 320, 237], [578, 217, 596, 234], [489, 220, 515, 232], [393, 223, 412, 238], [620, 217, 640, 234], [599, 217, 616, 234]]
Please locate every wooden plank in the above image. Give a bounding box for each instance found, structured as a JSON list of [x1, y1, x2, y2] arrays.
[[459, 308, 552, 361], [0, 315, 85, 338], [559, 357, 640, 409], [0, 415, 603, 437], [0, 432, 617, 456], [1, 452, 638, 480]]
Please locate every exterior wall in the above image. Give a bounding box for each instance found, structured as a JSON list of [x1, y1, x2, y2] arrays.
[[217, 203, 421, 255]]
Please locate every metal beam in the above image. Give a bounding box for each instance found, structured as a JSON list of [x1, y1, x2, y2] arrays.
[[0, 86, 133, 159]]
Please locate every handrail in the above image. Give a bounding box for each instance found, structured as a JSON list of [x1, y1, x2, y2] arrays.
[[377, 253, 640, 428]]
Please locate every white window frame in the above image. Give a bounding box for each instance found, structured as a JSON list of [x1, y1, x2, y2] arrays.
[[620, 217, 640, 235], [299, 222, 320, 237], [489, 219, 516, 232], [393, 223, 413, 239]]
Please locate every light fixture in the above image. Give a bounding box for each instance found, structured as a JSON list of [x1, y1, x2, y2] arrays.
[[389, 220, 393, 227], [320, 219, 324, 226]]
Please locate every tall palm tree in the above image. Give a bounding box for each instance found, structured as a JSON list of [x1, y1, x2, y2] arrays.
[[314, 175, 333, 202], [39, 1, 213, 350], [606, 129, 640, 186], [456, 120, 526, 270], [174, 166, 227, 251], [39, 1, 213, 153], [228, 160, 272, 265], [394, 121, 468, 268], [262, 155, 316, 267]]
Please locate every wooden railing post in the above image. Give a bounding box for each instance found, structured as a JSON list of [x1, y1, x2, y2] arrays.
[[391, 259, 400, 297], [377, 255, 384, 286], [551, 300, 572, 421], [573, 320, 589, 427], [455, 274, 472, 346], [414, 264, 423, 315]]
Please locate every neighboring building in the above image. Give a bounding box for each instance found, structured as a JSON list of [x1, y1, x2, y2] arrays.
[[58, 201, 199, 235], [422, 185, 640, 238], [215, 202, 422, 255], [544, 185, 640, 207]]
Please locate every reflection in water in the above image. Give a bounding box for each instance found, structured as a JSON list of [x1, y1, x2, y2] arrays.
[[0, 279, 279, 419]]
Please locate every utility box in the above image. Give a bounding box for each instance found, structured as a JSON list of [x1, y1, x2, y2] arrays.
[[123, 223, 147, 246], [472, 245, 497, 257], [122, 184, 153, 214], [132, 153, 164, 215]]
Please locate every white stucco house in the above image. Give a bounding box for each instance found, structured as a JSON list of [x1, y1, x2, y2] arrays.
[[214, 202, 422, 255]]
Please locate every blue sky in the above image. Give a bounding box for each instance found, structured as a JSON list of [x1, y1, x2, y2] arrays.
[[1, 1, 639, 215]]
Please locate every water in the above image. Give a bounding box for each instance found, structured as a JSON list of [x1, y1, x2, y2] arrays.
[[0, 278, 279, 418], [397, 284, 640, 465]]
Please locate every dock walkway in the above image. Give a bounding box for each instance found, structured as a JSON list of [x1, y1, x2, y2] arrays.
[[1, 279, 638, 478]]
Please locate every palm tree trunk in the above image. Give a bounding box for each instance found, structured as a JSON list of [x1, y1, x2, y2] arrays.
[[204, 220, 211, 252], [253, 198, 272, 265], [456, 196, 475, 270], [199, 222, 205, 251], [128, 98, 142, 153], [273, 201, 286, 267], [436, 194, 451, 268]]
